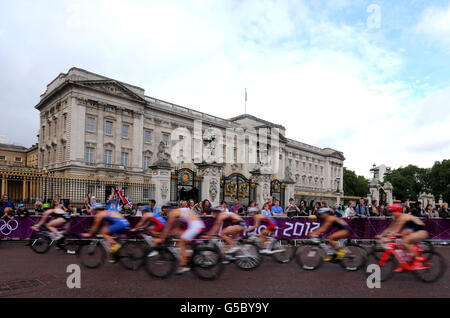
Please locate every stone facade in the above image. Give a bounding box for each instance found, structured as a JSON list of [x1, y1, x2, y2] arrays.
[[35, 67, 345, 206]]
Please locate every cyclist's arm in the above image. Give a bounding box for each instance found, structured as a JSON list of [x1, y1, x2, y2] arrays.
[[85, 213, 105, 236], [132, 214, 150, 230], [380, 218, 403, 236], [310, 218, 332, 236], [160, 212, 178, 240], [207, 215, 224, 236], [245, 218, 260, 233]]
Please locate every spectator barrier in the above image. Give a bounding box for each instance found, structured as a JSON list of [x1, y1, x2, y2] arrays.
[[1, 216, 449, 240]]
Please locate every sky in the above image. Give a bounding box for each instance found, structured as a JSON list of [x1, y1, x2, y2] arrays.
[[0, 0, 449, 178]]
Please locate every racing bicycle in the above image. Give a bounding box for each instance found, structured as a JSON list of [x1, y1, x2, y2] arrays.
[[295, 236, 367, 271], [365, 235, 447, 283], [28, 224, 81, 255]]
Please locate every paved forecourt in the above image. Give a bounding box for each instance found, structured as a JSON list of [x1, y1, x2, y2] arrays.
[[0, 243, 449, 298]]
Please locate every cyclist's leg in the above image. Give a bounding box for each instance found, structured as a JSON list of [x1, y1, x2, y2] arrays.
[[179, 221, 203, 270], [31, 210, 52, 229], [403, 230, 428, 254], [47, 218, 66, 237], [221, 225, 243, 247], [328, 230, 350, 260], [101, 226, 117, 245], [328, 230, 349, 250]]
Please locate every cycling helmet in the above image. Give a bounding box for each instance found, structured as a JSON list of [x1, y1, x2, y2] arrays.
[[139, 205, 152, 212], [388, 203, 403, 213], [161, 201, 179, 212], [91, 203, 106, 210], [316, 207, 331, 218]]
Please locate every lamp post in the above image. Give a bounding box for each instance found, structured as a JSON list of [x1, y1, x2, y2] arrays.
[[44, 169, 49, 203], [335, 176, 341, 205]]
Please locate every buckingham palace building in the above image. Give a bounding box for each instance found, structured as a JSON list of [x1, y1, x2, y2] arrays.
[[31, 67, 345, 207]]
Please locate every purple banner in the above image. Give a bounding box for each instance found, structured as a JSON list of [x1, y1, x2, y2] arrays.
[[1, 216, 449, 240]]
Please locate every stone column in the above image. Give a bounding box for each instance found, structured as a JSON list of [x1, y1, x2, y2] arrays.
[[384, 182, 393, 205], [368, 179, 379, 205], [150, 163, 172, 207], [250, 170, 272, 206], [23, 179, 27, 202], [1, 176, 5, 195], [196, 163, 224, 206], [284, 181, 295, 207]]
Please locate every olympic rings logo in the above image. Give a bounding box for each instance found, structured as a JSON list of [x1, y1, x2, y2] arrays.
[[0, 219, 19, 235]]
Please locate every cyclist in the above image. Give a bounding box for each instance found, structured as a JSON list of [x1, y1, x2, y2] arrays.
[[154, 202, 206, 275], [308, 207, 350, 261], [378, 203, 428, 271], [81, 203, 130, 263], [31, 202, 71, 241], [130, 205, 167, 236], [204, 208, 246, 254], [244, 213, 277, 254]]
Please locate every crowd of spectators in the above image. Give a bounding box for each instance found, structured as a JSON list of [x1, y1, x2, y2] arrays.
[[1, 192, 449, 220]]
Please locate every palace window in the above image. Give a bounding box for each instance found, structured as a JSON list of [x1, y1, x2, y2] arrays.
[[104, 150, 113, 164], [144, 130, 151, 144], [85, 147, 95, 163], [144, 156, 151, 169], [105, 121, 113, 135], [121, 152, 129, 166], [86, 117, 95, 132], [162, 133, 169, 146], [122, 124, 129, 138]]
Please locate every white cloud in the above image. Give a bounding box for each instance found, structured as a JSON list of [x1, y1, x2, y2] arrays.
[[414, 3, 450, 52]]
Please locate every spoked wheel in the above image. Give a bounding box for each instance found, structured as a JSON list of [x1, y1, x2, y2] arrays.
[[270, 239, 295, 263], [144, 246, 177, 279], [78, 243, 106, 269], [62, 232, 82, 255], [412, 251, 447, 283], [191, 246, 224, 280], [295, 244, 324, 270], [339, 245, 367, 271], [118, 241, 146, 270], [234, 242, 262, 270], [29, 232, 51, 254], [365, 249, 398, 282]]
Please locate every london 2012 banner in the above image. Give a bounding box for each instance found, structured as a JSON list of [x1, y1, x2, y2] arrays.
[[1, 216, 449, 240]]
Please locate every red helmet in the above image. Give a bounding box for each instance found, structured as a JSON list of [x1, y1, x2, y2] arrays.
[[388, 203, 403, 213]]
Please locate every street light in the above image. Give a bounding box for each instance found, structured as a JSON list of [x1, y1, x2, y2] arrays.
[[335, 176, 341, 205]]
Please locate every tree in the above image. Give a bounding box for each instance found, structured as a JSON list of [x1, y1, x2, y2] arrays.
[[343, 168, 369, 197], [428, 159, 450, 204], [384, 165, 430, 202]]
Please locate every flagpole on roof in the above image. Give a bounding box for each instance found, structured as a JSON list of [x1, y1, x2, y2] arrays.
[[245, 88, 247, 114]]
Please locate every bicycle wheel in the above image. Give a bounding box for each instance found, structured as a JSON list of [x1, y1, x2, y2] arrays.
[[412, 251, 447, 283], [143, 245, 177, 278], [234, 242, 262, 270], [295, 244, 324, 270], [339, 245, 367, 271], [270, 239, 295, 263], [29, 232, 51, 254], [78, 243, 106, 269], [365, 249, 397, 282], [118, 241, 146, 270], [191, 246, 224, 280], [62, 232, 82, 255]]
